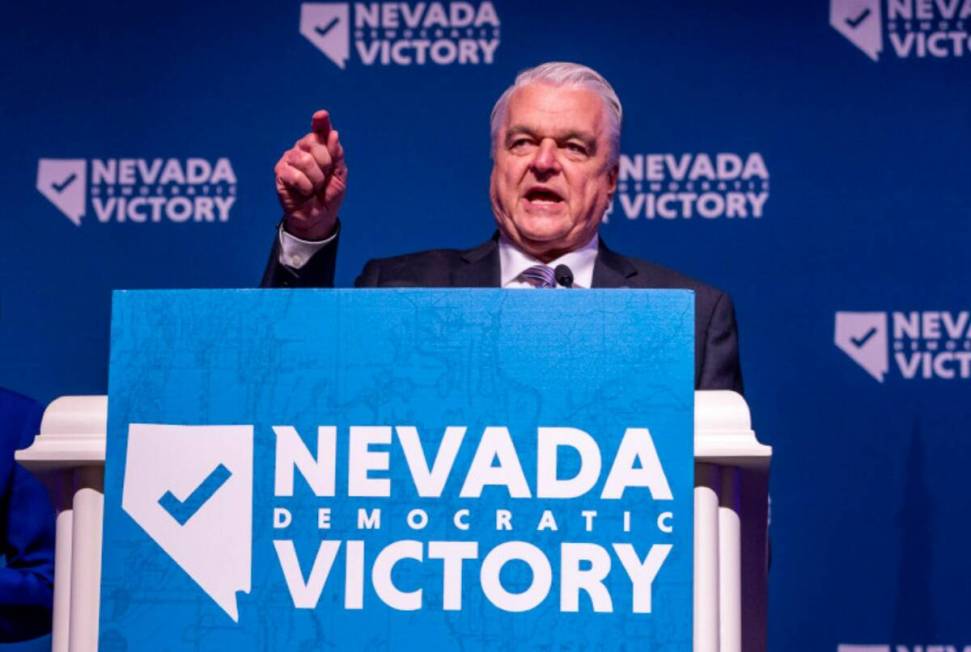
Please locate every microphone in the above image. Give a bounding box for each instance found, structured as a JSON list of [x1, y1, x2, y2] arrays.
[[554, 264, 574, 288]]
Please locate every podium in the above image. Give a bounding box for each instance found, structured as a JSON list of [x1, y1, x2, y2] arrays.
[[17, 289, 771, 651], [17, 391, 770, 652]]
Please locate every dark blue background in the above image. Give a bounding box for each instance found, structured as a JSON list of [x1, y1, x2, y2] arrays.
[[2, 0, 968, 649]]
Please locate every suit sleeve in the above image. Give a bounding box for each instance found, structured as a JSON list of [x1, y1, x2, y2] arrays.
[[353, 259, 381, 287], [0, 394, 54, 642], [698, 292, 744, 394], [259, 222, 340, 288]]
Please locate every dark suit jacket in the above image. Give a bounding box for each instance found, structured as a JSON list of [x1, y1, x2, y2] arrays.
[[262, 229, 743, 392], [0, 388, 54, 642]]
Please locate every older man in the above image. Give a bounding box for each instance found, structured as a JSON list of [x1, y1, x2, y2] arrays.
[[261, 62, 742, 392]]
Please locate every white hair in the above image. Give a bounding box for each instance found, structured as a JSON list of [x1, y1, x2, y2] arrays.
[[490, 61, 623, 164]]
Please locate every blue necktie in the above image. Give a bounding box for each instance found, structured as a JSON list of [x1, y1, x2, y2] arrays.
[[520, 264, 556, 288]]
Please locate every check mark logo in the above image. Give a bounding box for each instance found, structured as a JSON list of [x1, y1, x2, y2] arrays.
[[851, 326, 878, 348], [315, 17, 340, 38], [845, 8, 871, 28], [52, 172, 77, 193], [158, 464, 232, 526]]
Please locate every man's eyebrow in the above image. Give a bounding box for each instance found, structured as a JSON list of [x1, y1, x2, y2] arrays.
[[559, 130, 597, 150], [505, 125, 537, 140], [505, 125, 599, 150]]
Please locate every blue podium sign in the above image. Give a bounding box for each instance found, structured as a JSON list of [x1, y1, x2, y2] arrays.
[[100, 289, 694, 650]]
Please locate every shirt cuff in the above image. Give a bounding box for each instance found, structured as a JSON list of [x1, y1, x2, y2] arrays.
[[277, 224, 337, 270]]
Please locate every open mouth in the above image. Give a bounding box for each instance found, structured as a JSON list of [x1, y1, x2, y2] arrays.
[[524, 187, 564, 205]]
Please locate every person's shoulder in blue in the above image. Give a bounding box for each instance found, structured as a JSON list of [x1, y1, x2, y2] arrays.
[[0, 388, 54, 642]]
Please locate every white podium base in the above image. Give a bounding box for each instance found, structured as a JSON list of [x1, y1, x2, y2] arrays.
[[17, 390, 771, 652]]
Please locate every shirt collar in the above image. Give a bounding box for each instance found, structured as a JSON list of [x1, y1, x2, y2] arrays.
[[498, 233, 599, 288]]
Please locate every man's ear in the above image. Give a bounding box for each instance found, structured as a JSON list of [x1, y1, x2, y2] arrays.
[[606, 163, 619, 197]]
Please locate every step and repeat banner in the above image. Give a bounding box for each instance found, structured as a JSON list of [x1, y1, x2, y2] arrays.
[[1, 1, 968, 650]]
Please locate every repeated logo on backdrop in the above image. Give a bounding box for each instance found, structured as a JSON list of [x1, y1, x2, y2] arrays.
[[835, 311, 971, 381], [300, 2, 501, 69], [36, 158, 237, 227], [830, 0, 971, 61], [609, 152, 770, 222]]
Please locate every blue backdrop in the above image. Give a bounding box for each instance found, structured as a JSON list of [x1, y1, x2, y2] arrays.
[[2, 0, 969, 650]]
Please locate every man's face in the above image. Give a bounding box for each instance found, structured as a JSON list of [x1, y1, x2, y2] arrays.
[[490, 83, 618, 262]]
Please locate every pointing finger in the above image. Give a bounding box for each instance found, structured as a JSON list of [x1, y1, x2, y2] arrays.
[[311, 110, 332, 139]]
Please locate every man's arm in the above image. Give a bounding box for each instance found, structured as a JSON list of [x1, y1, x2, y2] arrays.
[[261, 109, 347, 288], [260, 223, 339, 288], [699, 292, 744, 393]]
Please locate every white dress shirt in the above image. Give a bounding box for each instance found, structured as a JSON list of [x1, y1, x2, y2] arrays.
[[277, 226, 338, 270], [278, 226, 599, 287], [498, 234, 598, 288]]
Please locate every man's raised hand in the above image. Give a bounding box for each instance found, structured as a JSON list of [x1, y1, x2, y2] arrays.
[[275, 110, 347, 240]]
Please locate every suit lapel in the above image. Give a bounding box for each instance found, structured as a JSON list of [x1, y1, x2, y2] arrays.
[[451, 234, 636, 288], [451, 235, 501, 287], [592, 238, 638, 288]]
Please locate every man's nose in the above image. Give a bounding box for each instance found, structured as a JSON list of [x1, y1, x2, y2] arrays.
[[529, 139, 561, 175]]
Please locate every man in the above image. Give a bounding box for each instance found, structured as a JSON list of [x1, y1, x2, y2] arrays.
[[0, 388, 54, 641], [262, 62, 742, 392]]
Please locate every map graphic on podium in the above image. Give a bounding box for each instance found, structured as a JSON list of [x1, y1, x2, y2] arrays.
[[100, 289, 695, 650]]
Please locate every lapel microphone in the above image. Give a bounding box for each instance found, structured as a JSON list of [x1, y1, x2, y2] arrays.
[[554, 264, 575, 288]]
